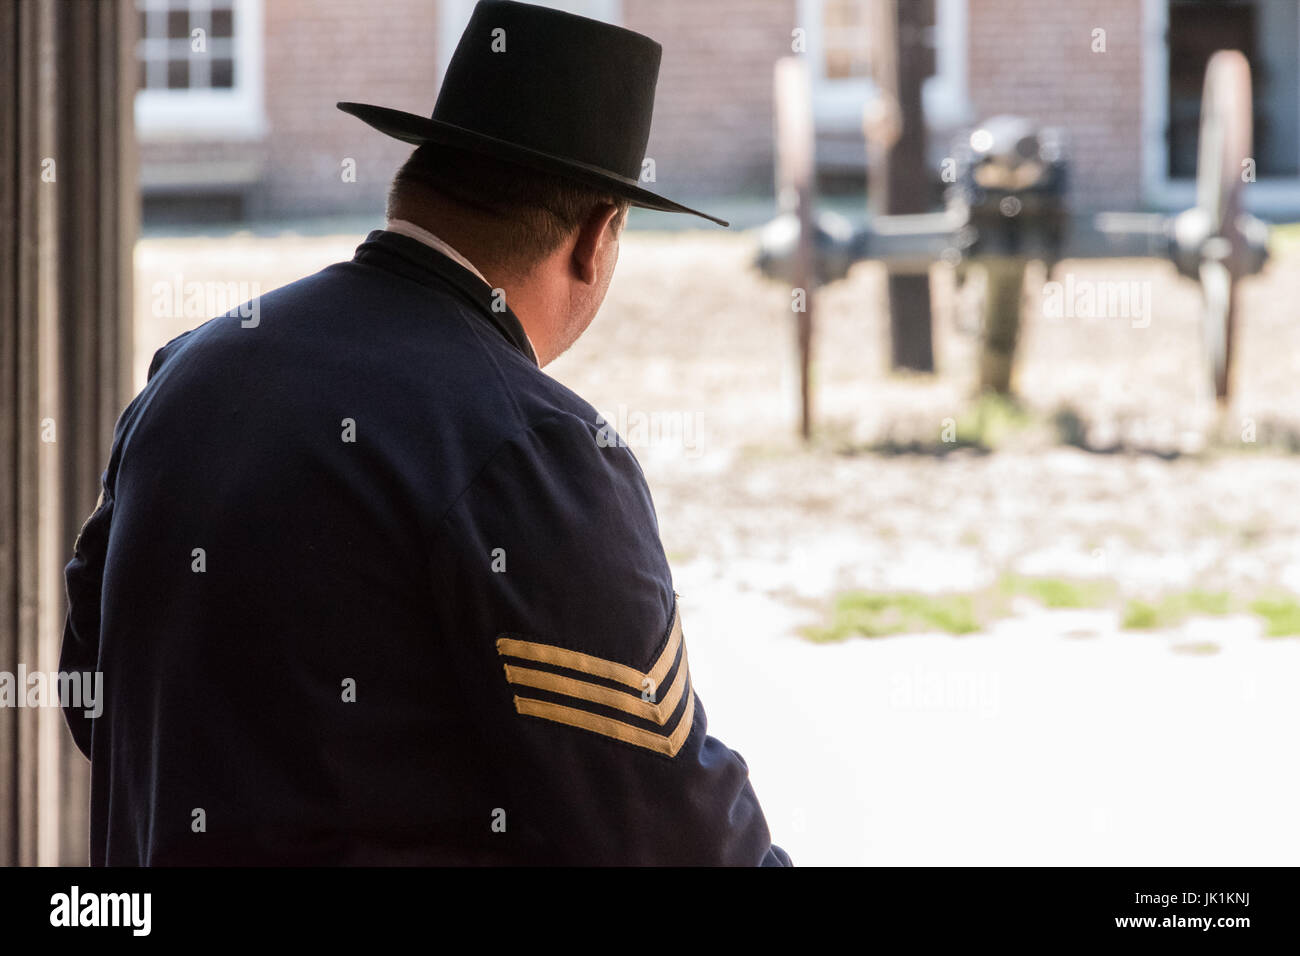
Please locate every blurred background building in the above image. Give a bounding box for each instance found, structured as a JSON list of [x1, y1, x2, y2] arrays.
[[137, 0, 1300, 222]]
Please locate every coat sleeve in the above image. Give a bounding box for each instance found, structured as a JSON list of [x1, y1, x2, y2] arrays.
[[429, 411, 791, 865], [59, 335, 189, 759], [60, 474, 114, 759]]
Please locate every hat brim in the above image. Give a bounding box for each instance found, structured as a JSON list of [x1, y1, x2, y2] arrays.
[[338, 102, 729, 228]]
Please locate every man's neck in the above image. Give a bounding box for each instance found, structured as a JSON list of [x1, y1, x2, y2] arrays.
[[385, 217, 490, 286], [384, 216, 546, 363]]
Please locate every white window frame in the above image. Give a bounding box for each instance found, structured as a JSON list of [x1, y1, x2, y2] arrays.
[[927, 0, 971, 130], [134, 0, 266, 141], [797, 0, 971, 133], [437, 0, 622, 80], [1141, 0, 1300, 213]]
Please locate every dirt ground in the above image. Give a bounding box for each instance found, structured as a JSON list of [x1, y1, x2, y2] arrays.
[[135, 223, 1300, 865]]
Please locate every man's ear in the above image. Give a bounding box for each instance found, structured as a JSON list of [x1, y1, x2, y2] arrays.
[[570, 202, 621, 285]]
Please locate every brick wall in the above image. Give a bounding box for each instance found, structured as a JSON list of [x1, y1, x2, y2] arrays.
[[138, 0, 440, 219], [259, 0, 440, 217], [255, 0, 801, 213], [967, 0, 1144, 211], [624, 0, 796, 200]]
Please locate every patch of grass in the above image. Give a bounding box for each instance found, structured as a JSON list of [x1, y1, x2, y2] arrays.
[[803, 582, 1295, 644], [803, 590, 982, 642], [1121, 599, 1162, 630], [807, 575, 1115, 643], [850, 393, 1037, 457], [1249, 596, 1300, 636], [1124, 590, 1300, 636], [1183, 589, 1233, 615], [999, 574, 1115, 609], [955, 391, 1034, 450], [1122, 590, 1234, 630]]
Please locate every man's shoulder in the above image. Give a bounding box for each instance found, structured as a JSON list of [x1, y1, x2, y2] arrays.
[[494, 362, 605, 439], [134, 254, 620, 494]]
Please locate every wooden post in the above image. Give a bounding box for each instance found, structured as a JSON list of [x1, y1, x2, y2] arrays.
[[869, 0, 936, 373], [774, 57, 817, 439], [977, 257, 1028, 395], [0, 0, 135, 866]]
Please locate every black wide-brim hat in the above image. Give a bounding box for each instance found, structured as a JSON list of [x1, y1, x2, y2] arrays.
[[338, 0, 728, 227]]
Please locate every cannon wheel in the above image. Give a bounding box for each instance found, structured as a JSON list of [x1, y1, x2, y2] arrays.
[[773, 56, 816, 438], [1196, 50, 1252, 401]]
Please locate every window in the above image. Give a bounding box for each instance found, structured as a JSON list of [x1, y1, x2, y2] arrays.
[[1167, 0, 1297, 178], [798, 0, 969, 135], [1142, 0, 1300, 212], [822, 0, 874, 81], [134, 0, 265, 139]]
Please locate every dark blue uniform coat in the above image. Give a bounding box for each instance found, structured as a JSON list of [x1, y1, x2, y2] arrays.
[[60, 229, 790, 866]]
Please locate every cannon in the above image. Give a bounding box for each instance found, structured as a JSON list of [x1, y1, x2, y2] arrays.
[[756, 50, 1270, 435]]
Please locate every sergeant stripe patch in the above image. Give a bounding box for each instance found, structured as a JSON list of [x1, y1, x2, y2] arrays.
[[494, 608, 695, 757]]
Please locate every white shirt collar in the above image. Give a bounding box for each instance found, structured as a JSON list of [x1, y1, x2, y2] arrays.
[[384, 218, 490, 285], [383, 218, 539, 363]]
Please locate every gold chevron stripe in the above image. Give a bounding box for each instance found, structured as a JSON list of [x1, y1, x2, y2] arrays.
[[514, 684, 696, 757], [495, 608, 683, 691], [503, 641, 689, 726]]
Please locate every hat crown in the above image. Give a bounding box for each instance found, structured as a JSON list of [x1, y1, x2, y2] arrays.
[[431, 0, 661, 182]]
